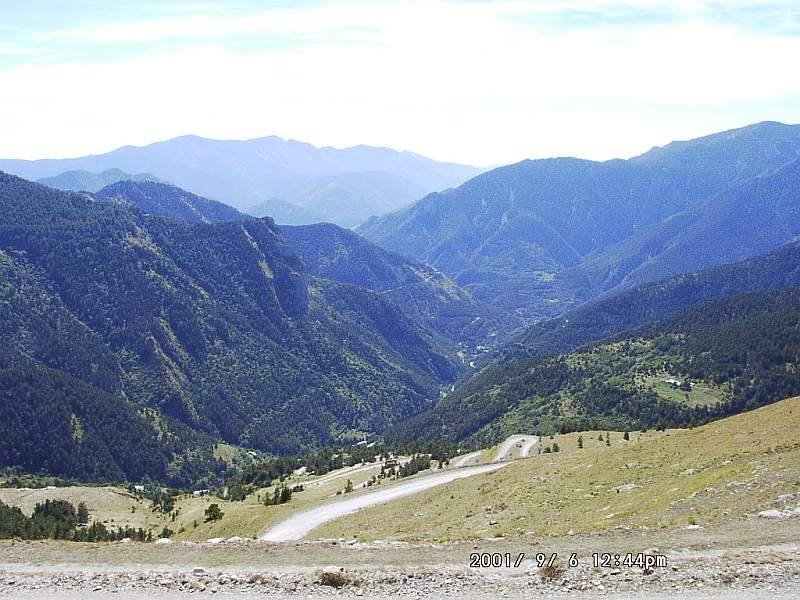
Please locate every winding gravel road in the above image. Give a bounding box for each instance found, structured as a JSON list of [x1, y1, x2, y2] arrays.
[[306, 463, 377, 487], [518, 436, 538, 457], [450, 449, 483, 468], [492, 435, 538, 461], [261, 462, 508, 541]]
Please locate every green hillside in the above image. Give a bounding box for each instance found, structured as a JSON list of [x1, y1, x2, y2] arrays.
[[390, 288, 800, 446], [320, 395, 800, 541]]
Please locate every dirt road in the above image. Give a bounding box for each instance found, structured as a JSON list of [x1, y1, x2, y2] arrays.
[[492, 434, 538, 461], [261, 462, 508, 541], [450, 449, 483, 468]]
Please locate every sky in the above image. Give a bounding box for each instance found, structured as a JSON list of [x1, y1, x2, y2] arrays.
[[1, 0, 800, 166]]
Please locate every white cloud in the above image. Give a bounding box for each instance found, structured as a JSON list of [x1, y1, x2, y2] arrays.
[[1, 0, 799, 164]]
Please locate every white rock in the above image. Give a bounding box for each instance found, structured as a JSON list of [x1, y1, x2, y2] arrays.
[[154, 538, 172, 545], [757, 509, 797, 519]]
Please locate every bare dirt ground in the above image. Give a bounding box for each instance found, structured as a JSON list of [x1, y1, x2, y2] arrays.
[[2, 517, 799, 599]]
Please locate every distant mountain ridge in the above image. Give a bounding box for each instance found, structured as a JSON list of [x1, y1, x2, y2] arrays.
[[37, 168, 161, 192], [579, 159, 800, 292], [0, 135, 481, 218], [358, 121, 800, 320], [270, 171, 429, 228], [248, 197, 326, 226]]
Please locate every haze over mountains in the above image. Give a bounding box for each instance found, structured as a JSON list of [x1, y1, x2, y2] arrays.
[[0, 135, 481, 228], [37, 168, 162, 192]]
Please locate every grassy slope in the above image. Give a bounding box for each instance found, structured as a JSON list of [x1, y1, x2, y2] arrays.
[[0, 487, 164, 532], [3, 397, 797, 544], [314, 396, 800, 542]]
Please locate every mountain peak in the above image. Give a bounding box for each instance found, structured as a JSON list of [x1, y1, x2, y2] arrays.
[[0, 136, 481, 214]]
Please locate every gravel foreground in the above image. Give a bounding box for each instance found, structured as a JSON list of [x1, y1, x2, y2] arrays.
[[2, 520, 800, 599], [2, 544, 799, 599]]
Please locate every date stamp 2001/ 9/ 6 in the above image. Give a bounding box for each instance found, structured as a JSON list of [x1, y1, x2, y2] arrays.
[[468, 552, 668, 570]]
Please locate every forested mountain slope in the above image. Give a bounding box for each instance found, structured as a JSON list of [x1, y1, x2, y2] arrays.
[[390, 287, 800, 446], [83, 177, 513, 344], [0, 251, 174, 482], [504, 240, 800, 359], [0, 172, 459, 482], [358, 122, 800, 320], [580, 159, 800, 291], [95, 180, 248, 224], [282, 224, 519, 344]]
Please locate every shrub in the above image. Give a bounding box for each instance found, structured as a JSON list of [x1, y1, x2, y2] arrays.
[[318, 568, 351, 587], [538, 563, 565, 581], [204, 503, 224, 522]]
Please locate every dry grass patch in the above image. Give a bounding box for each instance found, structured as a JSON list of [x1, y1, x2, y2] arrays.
[[317, 568, 354, 587], [538, 563, 565, 581]]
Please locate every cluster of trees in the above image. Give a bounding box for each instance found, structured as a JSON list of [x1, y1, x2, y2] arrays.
[[204, 503, 224, 522], [0, 499, 162, 542], [263, 484, 303, 506], [128, 485, 179, 514], [396, 455, 431, 478], [222, 446, 371, 502]]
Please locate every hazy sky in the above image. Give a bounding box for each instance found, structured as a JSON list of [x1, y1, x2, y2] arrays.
[[2, 0, 799, 165]]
